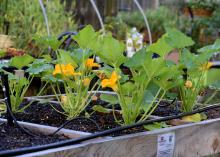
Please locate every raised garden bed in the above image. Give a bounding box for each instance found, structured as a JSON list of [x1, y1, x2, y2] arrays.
[[3, 117, 220, 157]]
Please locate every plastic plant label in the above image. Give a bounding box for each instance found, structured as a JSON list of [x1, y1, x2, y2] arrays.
[[156, 132, 175, 157]]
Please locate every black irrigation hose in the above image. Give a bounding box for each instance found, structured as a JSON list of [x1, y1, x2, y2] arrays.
[[158, 98, 177, 107], [1, 103, 220, 157], [51, 117, 101, 136], [0, 73, 38, 137], [5, 105, 39, 137]]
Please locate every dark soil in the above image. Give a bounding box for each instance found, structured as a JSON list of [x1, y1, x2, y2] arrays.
[[206, 108, 220, 119], [0, 123, 68, 151], [1, 100, 181, 137]]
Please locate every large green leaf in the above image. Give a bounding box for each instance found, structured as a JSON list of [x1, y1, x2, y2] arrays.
[[34, 36, 61, 50], [10, 54, 34, 69], [153, 66, 181, 90], [165, 28, 195, 49], [70, 48, 93, 65], [143, 57, 166, 78], [57, 50, 77, 67], [27, 59, 53, 75], [73, 25, 99, 49], [148, 35, 173, 58], [95, 35, 126, 66], [124, 48, 149, 68]]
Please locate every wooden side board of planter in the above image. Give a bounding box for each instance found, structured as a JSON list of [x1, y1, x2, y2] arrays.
[[0, 118, 90, 138], [19, 118, 220, 157]]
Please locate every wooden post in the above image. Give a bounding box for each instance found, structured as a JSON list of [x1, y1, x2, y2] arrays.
[[104, 0, 118, 17], [74, 0, 118, 30], [75, 0, 105, 30]]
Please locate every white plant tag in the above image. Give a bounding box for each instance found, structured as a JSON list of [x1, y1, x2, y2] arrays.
[[156, 132, 175, 157]]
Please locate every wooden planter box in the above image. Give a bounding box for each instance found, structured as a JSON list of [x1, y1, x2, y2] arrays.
[[2, 95, 220, 156], [5, 118, 220, 157]]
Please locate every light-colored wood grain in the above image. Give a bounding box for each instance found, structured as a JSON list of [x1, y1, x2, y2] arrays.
[[19, 118, 220, 157]]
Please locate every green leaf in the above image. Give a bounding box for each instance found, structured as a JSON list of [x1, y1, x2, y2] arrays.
[[143, 90, 155, 104], [28, 63, 53, 75], [144, 122, 169, 131], [27, 59, 53, 75], [42, 55, 52, 61], [153, 66, 181, 90], [73, 25, 99, 49], [148, 35, 173, 58], [57, 50, 78, 67], [198, 39, 220, 53], [205, 69, 220, 88], [100, 94, 119, 105], [0, 103, 6, 113], [179, 49, 197, 69], [182, 113, 201, 122], [165, 92, 178, 100], [70, 48, 93, 65], [143, 57, 166, 78], [10, 54, 34, 69], [95, 35, 126, 66], [121, 82, 135, 95], [165, 28, 195, 49], [124, 48, 149, 68], [34, 36, 61, 50], [0, 49, 6, 58], [92, 105, 110, 114]]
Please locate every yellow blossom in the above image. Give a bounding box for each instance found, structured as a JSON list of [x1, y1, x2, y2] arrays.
[[53, 64, 81, 76], [83, 78, 91, 86], [101, 71, 119, 91], [85, 59, 100, 68], [200, 62, 213, 71], [185, 80, 193, 88]]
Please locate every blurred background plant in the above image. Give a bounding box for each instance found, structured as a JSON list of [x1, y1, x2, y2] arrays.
[[1, 0, 76, 51]]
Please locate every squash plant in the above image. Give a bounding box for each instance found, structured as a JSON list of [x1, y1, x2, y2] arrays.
[[152, 28, 220, 113], [38, 33, 101, 119], [73, 26, 181, 125], [0, 54, 51, 112]]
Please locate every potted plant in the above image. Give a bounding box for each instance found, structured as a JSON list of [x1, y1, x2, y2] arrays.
[[184, 0, 218, 17]]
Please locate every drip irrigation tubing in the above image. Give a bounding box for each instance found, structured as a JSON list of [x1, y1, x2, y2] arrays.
[[158, 98, 177, 107], [0, 73, 38, 137], [3, 104, 39, 137], [1, 103, 220, 156], [51, 117, 101, 136]]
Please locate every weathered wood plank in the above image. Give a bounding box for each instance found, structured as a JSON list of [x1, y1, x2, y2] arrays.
[[18, 118, 220, 157]]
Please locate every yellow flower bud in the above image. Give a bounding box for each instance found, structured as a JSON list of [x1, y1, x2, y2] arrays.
[[185, 80, 193, 88], [83, 78, 91, 86]]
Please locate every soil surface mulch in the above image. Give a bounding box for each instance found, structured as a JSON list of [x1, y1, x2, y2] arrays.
[[0, 123, 68, 151]]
